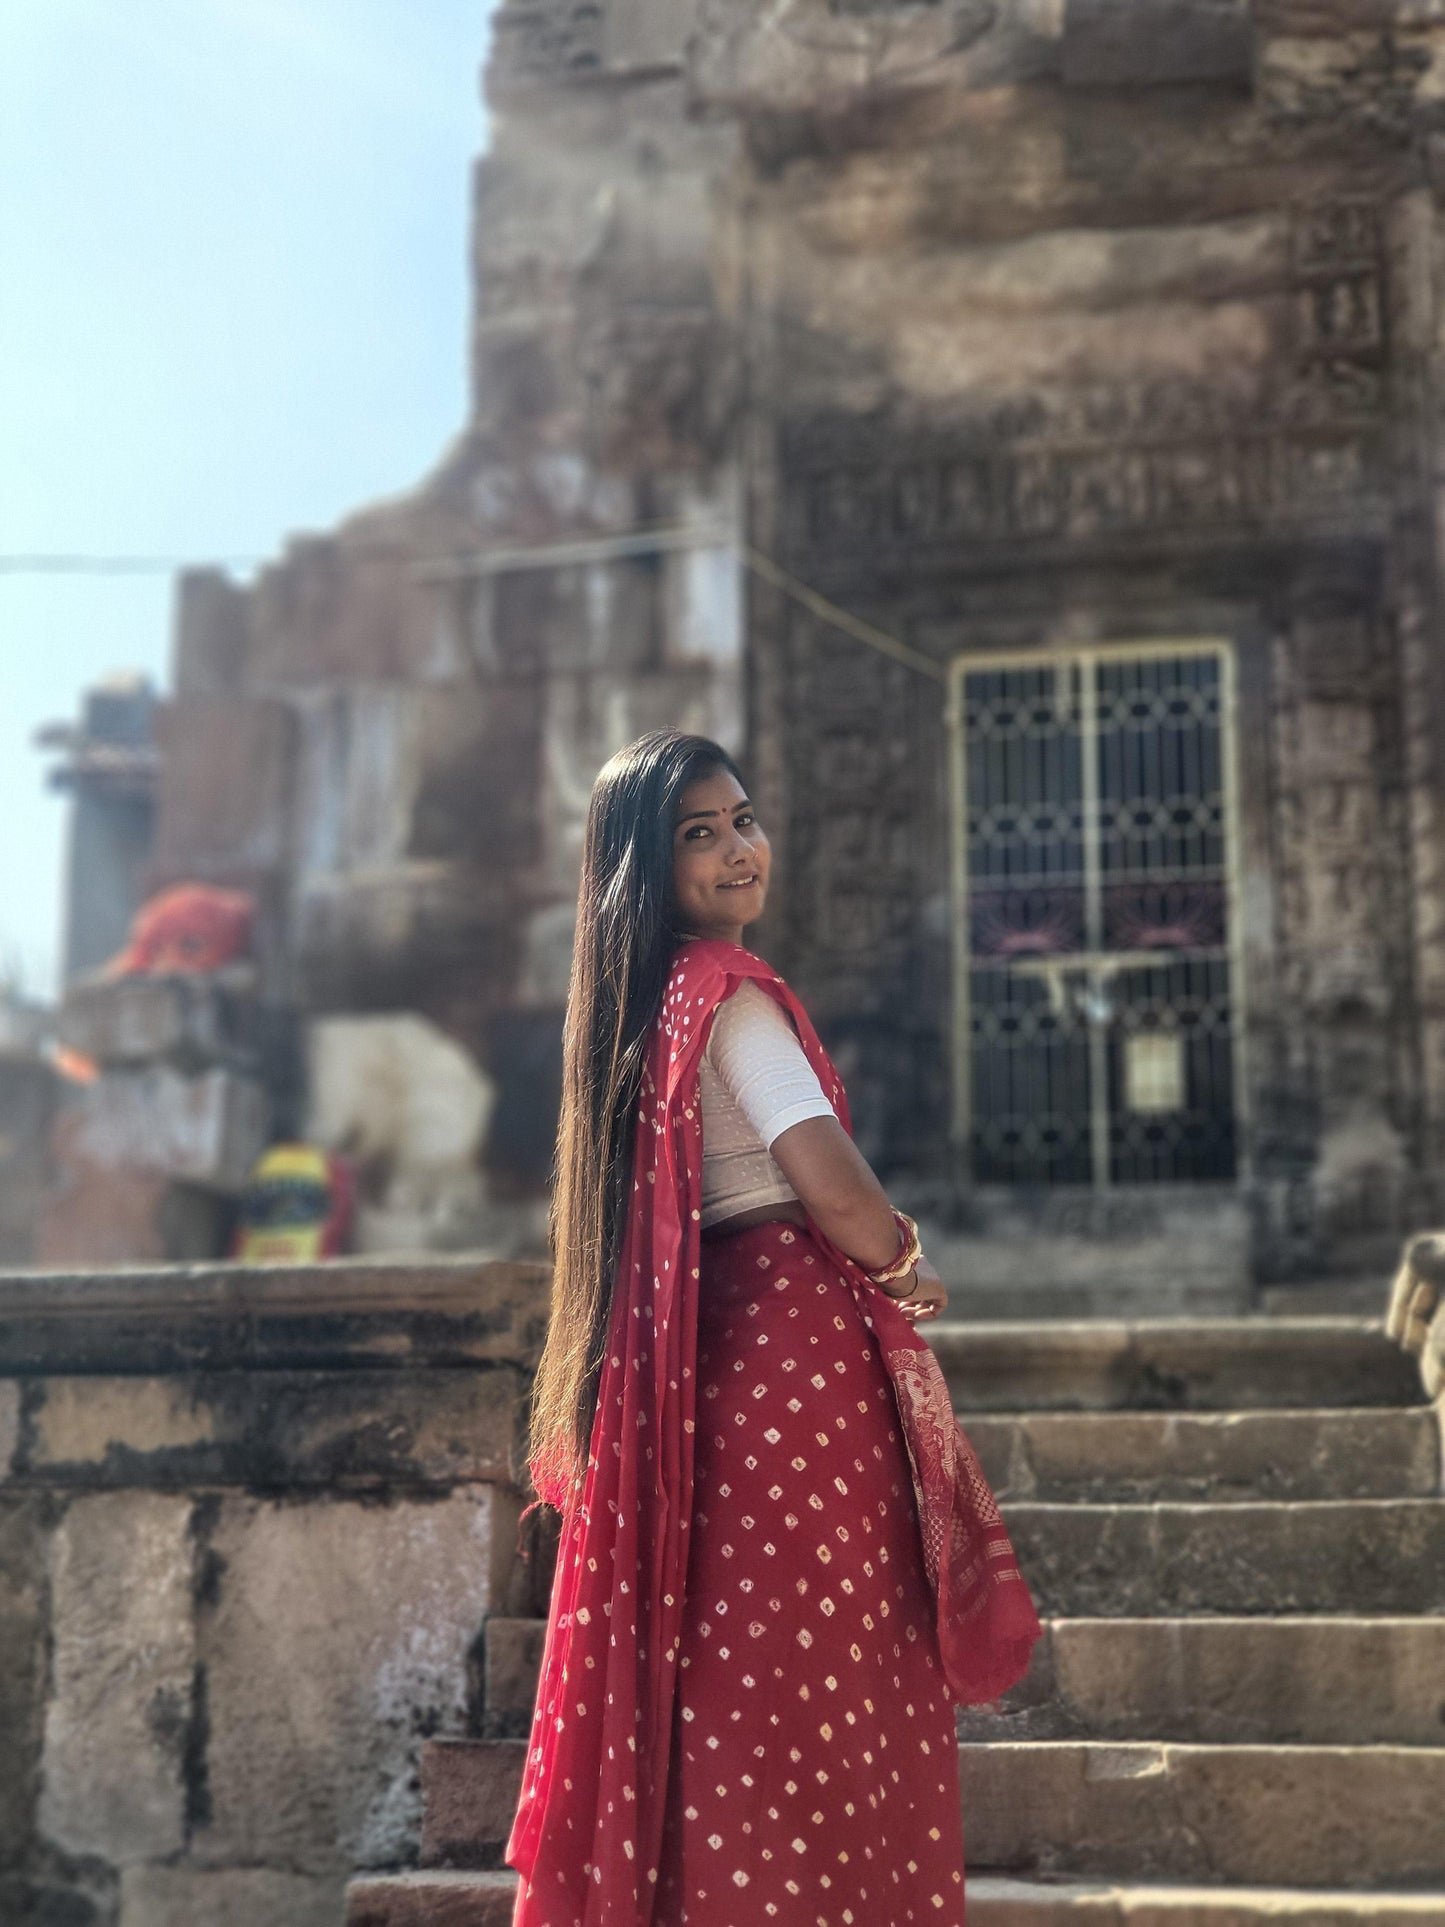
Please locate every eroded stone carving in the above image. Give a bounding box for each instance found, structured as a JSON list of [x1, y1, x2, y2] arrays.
[[786, 411, 1381, 555], [490, 0, 605, 89]]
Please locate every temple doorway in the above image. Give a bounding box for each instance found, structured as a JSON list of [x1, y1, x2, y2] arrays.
[[948, 642, 1241, 1187]]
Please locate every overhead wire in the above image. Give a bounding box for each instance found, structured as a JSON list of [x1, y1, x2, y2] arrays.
[[0, 525, 945, 682]]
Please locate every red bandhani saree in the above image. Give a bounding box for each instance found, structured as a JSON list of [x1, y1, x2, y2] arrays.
[[507, 939, 1041, 1925]]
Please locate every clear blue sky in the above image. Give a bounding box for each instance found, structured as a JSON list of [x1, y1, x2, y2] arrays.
[[0, 1, 494, 999]]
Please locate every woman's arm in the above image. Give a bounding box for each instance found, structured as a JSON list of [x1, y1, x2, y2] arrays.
[[704, 983, 943, 1314], [767, 1114, 911, 1274], [769, 1119, 946, 1320]]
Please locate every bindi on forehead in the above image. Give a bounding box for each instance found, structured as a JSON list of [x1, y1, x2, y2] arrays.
[[675, 796, 752, 828]]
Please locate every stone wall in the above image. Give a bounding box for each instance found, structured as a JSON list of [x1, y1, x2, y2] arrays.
[[720, 0, 1445, 1277], [0, 1257, 549, 1927]]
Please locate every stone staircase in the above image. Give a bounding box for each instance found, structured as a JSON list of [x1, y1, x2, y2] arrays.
[[345, 1315, 1445, 1925]]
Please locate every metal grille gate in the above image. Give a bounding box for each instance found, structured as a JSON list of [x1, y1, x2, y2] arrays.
[[947, 644, 1240, 1187]]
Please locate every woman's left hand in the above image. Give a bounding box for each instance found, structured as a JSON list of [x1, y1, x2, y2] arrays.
[[888, 1252, 947, 1323]]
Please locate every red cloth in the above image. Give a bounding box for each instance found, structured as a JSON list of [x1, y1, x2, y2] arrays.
[[103, 883, 254, 977], [655, 1213, 969, 1920], [507, 939, 1041, 1924]]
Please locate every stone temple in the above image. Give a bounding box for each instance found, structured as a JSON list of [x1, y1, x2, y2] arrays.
[[45, 0, 1445, 1307], [8, 10, 1445, 1926]]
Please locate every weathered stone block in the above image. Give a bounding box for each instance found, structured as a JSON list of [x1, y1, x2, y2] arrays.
[[1062, 0, 1253, 88], [1005, 1498, 1445, 1615], [961, 1741, 1445, 1885], [36, 1160, 174, 1269], [934, 1318, 1423, 1412], [24, 1377, 216, 1474], [0, 1498, 47, 1868], [0, 1872, 109, 1927], [966, 1874, 1445, 1922], [173, 566, 252, 697], [346, 1868, 519, 1927], [0, 1257, 550, 1377], [59, 973, 256, 1070], [965, 1406, 1438, 1501], [151, 693, 295, 874], [0, 1056, 58, 1267], [481, 1618, 547, 1738], [118, 1864, 344, 1927], [38, 1492, 195, 1864], [419, 1739, 526, 1869], [76, 1063, 269, 1191], [959, 1615, 1445, 1746], [0, 1381, 18, 1477], [927, 1194, 1252, 1318], [195, 1489, 500, 1874], [15, 1368, 523, 1490]]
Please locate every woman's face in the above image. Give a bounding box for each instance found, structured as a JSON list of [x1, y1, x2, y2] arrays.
[[671, 766, 772, 944]]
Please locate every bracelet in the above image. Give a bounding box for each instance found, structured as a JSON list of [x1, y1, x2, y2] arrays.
[[864, 1209, 922, 1288]]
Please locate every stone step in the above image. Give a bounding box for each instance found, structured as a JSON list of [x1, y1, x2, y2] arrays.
[[958, 1616, 1445, 1746], [962, 1742, 1445, 1888], [419, 1739, 525, 1871], [930, 1319, 1420, 1413], [965, 1407, 1439, 1502], [344, 1870, 1445, 1926], [345, 1870, 517, 1926], [967, 1876, 1445, 1923], [1005, 1499, 1445, 1615]]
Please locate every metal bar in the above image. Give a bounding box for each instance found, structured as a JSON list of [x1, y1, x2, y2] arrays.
[[946, 663, 973, 1161], [1219, 640, 1250, 1182], [1079, 655, 1111, 1188], [740, 546, 945, 682]]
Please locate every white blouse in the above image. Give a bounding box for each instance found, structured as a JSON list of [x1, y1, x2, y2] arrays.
[[698, 979, 836, 1229]]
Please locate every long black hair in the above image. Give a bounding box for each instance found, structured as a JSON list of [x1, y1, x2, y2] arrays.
[[528, 728, 746, 1497]]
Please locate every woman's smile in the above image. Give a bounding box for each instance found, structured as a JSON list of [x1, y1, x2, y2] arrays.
[[672, 767, 772, 941]]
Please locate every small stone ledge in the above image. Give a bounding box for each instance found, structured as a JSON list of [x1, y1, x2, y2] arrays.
[[3, 1367, 527, 1490], [0, 1256, 552, 1377]]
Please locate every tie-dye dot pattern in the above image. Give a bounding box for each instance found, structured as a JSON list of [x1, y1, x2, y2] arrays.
[[654, 1216, 965, 1924]]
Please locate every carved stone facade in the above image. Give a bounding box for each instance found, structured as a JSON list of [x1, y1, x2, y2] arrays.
[[124, 0, 1445, 1289]]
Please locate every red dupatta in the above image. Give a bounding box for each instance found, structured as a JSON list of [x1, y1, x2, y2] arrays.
[[506, 938, 1040, 1924]]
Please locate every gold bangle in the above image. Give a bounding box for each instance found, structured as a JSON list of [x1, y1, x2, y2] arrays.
[[865, 1210, 921, 1287]]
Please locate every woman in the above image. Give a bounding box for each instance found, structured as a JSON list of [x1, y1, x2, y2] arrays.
[[507, 730, 1040, 1926]]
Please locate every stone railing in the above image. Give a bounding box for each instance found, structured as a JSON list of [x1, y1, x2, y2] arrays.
[[0, 1256, 550, 1927]]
